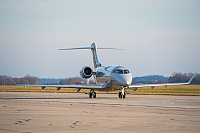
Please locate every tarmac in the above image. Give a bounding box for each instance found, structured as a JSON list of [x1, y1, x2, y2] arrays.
[[0, 92, 199, 133]]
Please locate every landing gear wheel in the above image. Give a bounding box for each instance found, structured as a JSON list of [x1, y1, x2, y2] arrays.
[[89, 92, 92, 98], [89, 90, 96, 98], [93, 92, 96, 98], [123, 93, 126, 99], [119, 91, 126, 99], [118, 92, 122, 99]]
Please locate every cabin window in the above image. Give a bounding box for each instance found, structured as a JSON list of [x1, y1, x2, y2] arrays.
[[96, 72, 105, 77]]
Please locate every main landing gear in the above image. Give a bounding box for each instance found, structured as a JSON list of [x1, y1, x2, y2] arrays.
[[118, 88, 126, 99], [88, 88, 126, 99], [89, 89, 96, 98]]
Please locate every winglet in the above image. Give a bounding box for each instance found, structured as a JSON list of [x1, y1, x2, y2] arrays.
[[187, 73, 196, 84], [5, 76, 17, 85]]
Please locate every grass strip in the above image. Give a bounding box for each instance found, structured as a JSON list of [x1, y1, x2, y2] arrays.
[[0, 85, 200, 96]]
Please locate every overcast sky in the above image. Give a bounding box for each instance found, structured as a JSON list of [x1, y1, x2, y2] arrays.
[[0, 0, 200, 78]]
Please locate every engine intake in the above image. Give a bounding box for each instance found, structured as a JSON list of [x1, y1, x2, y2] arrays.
[[80, 66, 93, 79]]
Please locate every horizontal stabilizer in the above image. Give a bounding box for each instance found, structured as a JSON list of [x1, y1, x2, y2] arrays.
[[59, 47, 122, 50], [59, 43, 122, 68], [59, 45, 122, 51]]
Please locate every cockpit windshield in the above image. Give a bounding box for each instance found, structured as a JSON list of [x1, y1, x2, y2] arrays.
[[112, 69, 130, 74], [124, 69, 130, 74], [115, 69, 123, 74]]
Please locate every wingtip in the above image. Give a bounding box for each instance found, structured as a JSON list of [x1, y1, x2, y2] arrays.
[[187, 73, 196, 84]]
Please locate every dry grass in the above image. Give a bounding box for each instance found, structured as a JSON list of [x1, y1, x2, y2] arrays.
[[128, 85, 200, 96], [0, 85, 200, 96]]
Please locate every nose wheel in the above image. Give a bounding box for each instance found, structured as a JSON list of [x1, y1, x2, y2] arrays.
[[119, 88, 126, 99]]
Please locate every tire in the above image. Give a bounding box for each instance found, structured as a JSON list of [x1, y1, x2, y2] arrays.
[[93, 92, 96, 98], [118, 92, 122, 99], [89, 92, 92, 98], [123, 93, 126, 99]]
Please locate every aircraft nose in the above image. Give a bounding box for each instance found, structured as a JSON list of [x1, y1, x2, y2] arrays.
[[120, 78, 132, 86], [114, 74, 132, 86]]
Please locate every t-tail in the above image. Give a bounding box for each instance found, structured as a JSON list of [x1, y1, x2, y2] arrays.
[[59, 43, 122, 69], [90, 43, 101, 68]]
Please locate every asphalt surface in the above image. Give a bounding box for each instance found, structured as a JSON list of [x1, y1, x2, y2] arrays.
[[0, 92, 199, 133]]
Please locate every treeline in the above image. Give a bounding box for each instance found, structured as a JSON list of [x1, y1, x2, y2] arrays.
[[0, 75, 93, 85], [133, 75, 168, 83], [0, 73, 199, 85], [0, 74, 38, 85], [168, 73, 200, 84]]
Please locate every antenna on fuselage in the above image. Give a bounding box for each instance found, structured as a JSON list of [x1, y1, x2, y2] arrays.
[[59, 43, 122, 69]]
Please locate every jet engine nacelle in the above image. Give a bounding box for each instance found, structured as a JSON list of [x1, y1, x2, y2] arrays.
[[80, 66, 93, 79]]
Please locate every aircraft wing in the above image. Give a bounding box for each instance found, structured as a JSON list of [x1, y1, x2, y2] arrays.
[[18, 84, 107, 91], [129, 74, 196, 90]]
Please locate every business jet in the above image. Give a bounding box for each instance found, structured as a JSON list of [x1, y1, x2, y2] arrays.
[[19, 43, 196, 99]]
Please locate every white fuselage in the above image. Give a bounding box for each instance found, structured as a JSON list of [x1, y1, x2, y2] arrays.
[[93, 65, 132, 89]]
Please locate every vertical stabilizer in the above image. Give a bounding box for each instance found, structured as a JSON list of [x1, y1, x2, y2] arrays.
[[90, 43, 101, 68]]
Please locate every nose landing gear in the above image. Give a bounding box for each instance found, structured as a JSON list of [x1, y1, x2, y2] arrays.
[[118, 88, 126, 99]]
